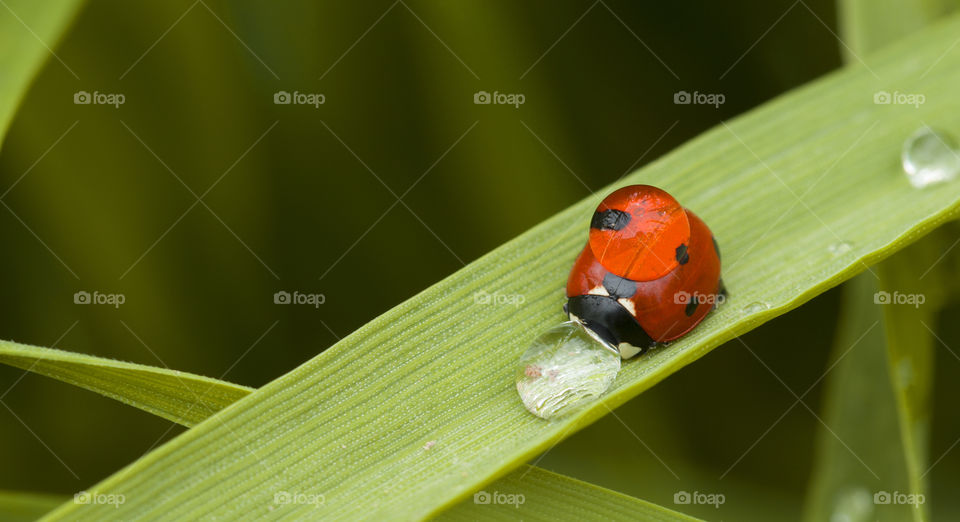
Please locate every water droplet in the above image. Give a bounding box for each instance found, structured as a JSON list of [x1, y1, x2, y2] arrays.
[[742, 301, 769, 314], [829, 487, 873, 522], [516, 321, 620, 419], [902, 126, 960, 188], [828, 241, 853, 256]]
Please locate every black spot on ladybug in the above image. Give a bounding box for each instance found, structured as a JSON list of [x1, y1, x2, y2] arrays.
[[712, 236, 721, 260], [602, 272, 636, 298], [675, 244, 689, 265], [684, 296, 699, 316], [591, 209, 631, 231], [566, 295, 655, 353]]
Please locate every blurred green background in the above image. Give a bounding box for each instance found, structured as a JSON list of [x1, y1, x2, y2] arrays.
[[2, 0, 959, 520]]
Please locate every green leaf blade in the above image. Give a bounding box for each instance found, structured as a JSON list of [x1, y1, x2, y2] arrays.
[[0, 340, 253, 426], [440, 466, 700, 522], [874, 237, 947, 521], [804, 236, 946, 522], [839, 0, 959, 60], [803, 274, 914, 522], [0, 491, 65, 522], [0, 343, 690, 521], [0, 0, 83, 147]]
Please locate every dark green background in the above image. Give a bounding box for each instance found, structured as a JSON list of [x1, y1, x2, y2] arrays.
[[2, 1, 958, 520]]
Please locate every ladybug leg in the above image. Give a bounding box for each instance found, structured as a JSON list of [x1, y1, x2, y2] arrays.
[[714, 278, 728, 310]]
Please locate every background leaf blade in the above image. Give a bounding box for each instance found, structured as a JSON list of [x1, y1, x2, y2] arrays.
[[0, 0, 83, 147], [0, 490, 65, 522], [0, 340, 253, 426], [802, 273, 916, 522], [439, 466, 701, 522]]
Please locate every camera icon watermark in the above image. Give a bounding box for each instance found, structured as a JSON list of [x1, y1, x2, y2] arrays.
[[473, 90, 525, 108], [874, 490, 925, 506], [74, 90, 126, 108], [473, 290, 525, 308], [73, 290, 126, 308], [873, 290, 925, 308], [273, 290, 325, 308], [873, 90, 925, 108], [74, 491, 125, 509], [673, 90, 725, 108], [473, 490, 525, 508], [273, 491, 325, 508], [274, 90, 325, 108], [674, 290, 725, 306], [674, 490, 725, 508]]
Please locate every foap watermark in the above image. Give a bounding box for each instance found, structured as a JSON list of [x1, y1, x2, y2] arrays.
[[473, 290, 525, 308], [674, 90, 725, 108], [274, 290, 326, 308], [473, 490, 525, 508], [874, 490, 925, 506], [274, 90, 325, 108], [674, 490, 725, 509], [74, 290, 125, 308], [874, 291, 925, 308], [473, 90, 525, 108], [74, 90, 125, 108], [674, 290, 725, 307], [74, 491, 125, 509], [874, 90, 925, 108], [273, 491, 325, 508]]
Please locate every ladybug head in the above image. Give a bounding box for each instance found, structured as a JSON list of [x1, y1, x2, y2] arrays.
[[564, 295, 656, 359]]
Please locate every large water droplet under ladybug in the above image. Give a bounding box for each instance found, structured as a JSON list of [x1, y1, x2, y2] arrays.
[[516, 184, 724, 419]]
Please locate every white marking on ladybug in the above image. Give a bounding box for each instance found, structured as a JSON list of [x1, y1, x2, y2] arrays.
[[617, 298, 637, 317], [587, 285, 609, 296], [618, 342, 642, 359]]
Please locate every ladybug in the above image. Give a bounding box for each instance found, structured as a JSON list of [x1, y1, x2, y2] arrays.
[[564, 185, 724, 358]]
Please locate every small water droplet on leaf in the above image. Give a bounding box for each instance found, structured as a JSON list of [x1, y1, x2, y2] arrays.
[[828, 241, 853, 256], [742, 301, 769, 314], [902, 126, 960, 188]]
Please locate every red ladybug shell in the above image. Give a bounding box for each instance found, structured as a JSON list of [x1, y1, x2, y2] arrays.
[[588, 185, 690, 282], [567, 209, 723, 350]]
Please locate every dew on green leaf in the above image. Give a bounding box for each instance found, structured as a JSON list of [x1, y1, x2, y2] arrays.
[[742, 301, 770, 314], [828, 241, 854, 256], [901, 126, 960, 188]]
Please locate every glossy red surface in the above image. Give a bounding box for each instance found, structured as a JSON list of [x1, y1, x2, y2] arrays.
[[588, 185, 690, 282]]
